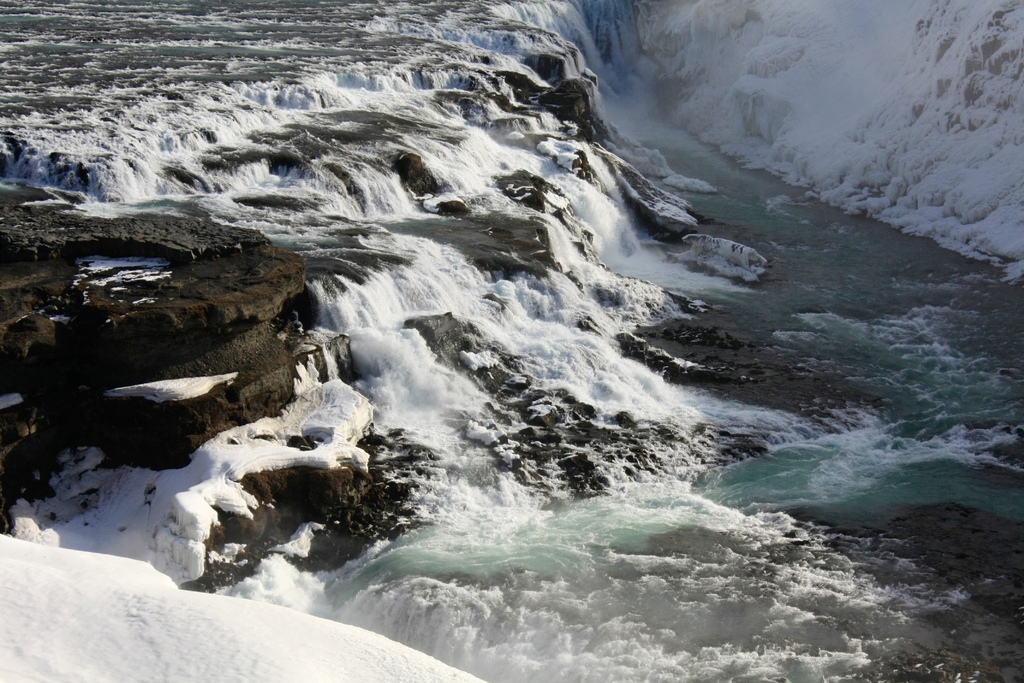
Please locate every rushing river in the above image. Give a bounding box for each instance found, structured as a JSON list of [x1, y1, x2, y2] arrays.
[[3, 1, 1023, 681]]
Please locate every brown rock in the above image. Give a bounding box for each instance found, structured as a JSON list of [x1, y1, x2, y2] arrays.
[[0, 198, 312, 528], [394, 152, 440, 197]]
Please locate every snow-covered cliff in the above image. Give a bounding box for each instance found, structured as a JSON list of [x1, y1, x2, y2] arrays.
[[637, 0, 1024, 279]]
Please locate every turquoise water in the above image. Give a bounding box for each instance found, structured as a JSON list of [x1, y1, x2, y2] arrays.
[[613, 109, 1024, 528]]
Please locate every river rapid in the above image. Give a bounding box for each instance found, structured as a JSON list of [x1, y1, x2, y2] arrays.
[[3, 1, 1023, 681]]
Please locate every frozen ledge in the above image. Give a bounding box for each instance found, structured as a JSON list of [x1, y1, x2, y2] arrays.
[[104, 373, 239, 403], [0, 393, 24, 411]]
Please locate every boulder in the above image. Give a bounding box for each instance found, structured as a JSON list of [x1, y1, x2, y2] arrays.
[[394, 152, 440, 197], [403, 312, 485, 366], [189, 464, 412, 590], [497, 170, 561, 213]]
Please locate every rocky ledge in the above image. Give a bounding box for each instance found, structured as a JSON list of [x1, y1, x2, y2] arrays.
[[0, 190, 375, 551]]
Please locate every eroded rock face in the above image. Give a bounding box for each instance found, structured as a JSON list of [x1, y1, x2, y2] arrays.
[[0, 196, 309, 529], [188, 464, 413, 591], [537, 79, 598, 141]]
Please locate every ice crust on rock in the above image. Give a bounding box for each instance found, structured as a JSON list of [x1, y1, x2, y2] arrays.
[[538, 138, 586, 173], [682, 234, 768, 270], [0, 393, 24, 411], [663, 174, 718, 194], [269, 522, 326, 558], [459, 349, 498, 371], [637, 0, 1024, 279], [104, 372, 239, 403]]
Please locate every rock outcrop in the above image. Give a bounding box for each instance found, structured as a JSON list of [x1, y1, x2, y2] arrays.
[[0, 193, 311, 530]]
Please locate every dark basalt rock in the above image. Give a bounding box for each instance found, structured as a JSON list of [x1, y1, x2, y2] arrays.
[[494, 69, 547, 103], [0, 195, 318, 530], [404, 312, 486, 365], [537, 79, 597, 141], [806, 502, 1024, 679], [497, 169, 570, 217], [430, 198, 470, 216], [525, 53, 569, 83], [618, 332, 736, 386], [622, 318, 884, 424], [188, 462, 414, 591], [394, 152, 440, 197], [233, 194, 321, 212], [0, 201, 268, 264], [498, 170, 549, 212]]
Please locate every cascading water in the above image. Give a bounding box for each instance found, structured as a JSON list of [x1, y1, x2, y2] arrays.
[[3, 0, 1024, 681]]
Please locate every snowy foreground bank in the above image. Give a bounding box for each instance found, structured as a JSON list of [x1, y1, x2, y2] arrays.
[[0, 536, 482, 683], [637, 0, 1024, 279]]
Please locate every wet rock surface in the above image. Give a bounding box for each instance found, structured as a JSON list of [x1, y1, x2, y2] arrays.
[[815, 502, 1024, 681], [622, 313, 884, 424], [187, 461, 414, 591], [394, 152, 440, 197], [402, 310, 772, 496], [594, 145, 712, 239]]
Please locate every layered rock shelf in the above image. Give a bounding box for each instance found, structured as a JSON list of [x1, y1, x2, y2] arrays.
[[0, 189, 309, 531]]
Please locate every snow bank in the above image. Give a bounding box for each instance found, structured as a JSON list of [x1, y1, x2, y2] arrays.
[[637, 0, 1024, 279], [12, 364, 374, 583], [0, 536, 483, 683]]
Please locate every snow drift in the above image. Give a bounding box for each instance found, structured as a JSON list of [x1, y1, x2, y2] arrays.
[[0, 536, 483, 683], [636, 0, 1024, 279]]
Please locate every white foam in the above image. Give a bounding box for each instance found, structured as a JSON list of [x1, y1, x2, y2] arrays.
[[314, 479, 918, 683]]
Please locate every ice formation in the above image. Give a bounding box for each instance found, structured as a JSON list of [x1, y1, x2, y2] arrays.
[[104, 373, 239, 403], [681, 233, 768, 270], [637, 0, 1024, 279]]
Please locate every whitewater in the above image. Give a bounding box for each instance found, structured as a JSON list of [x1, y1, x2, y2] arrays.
[[2, 1, 1024, 682]]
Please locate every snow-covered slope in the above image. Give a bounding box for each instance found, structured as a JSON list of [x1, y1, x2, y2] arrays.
[[0, 536, 483, 683], [637, 0, 1024, 279]]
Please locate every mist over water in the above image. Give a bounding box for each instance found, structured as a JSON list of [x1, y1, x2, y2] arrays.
[[4, 0, 1024, 681]]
